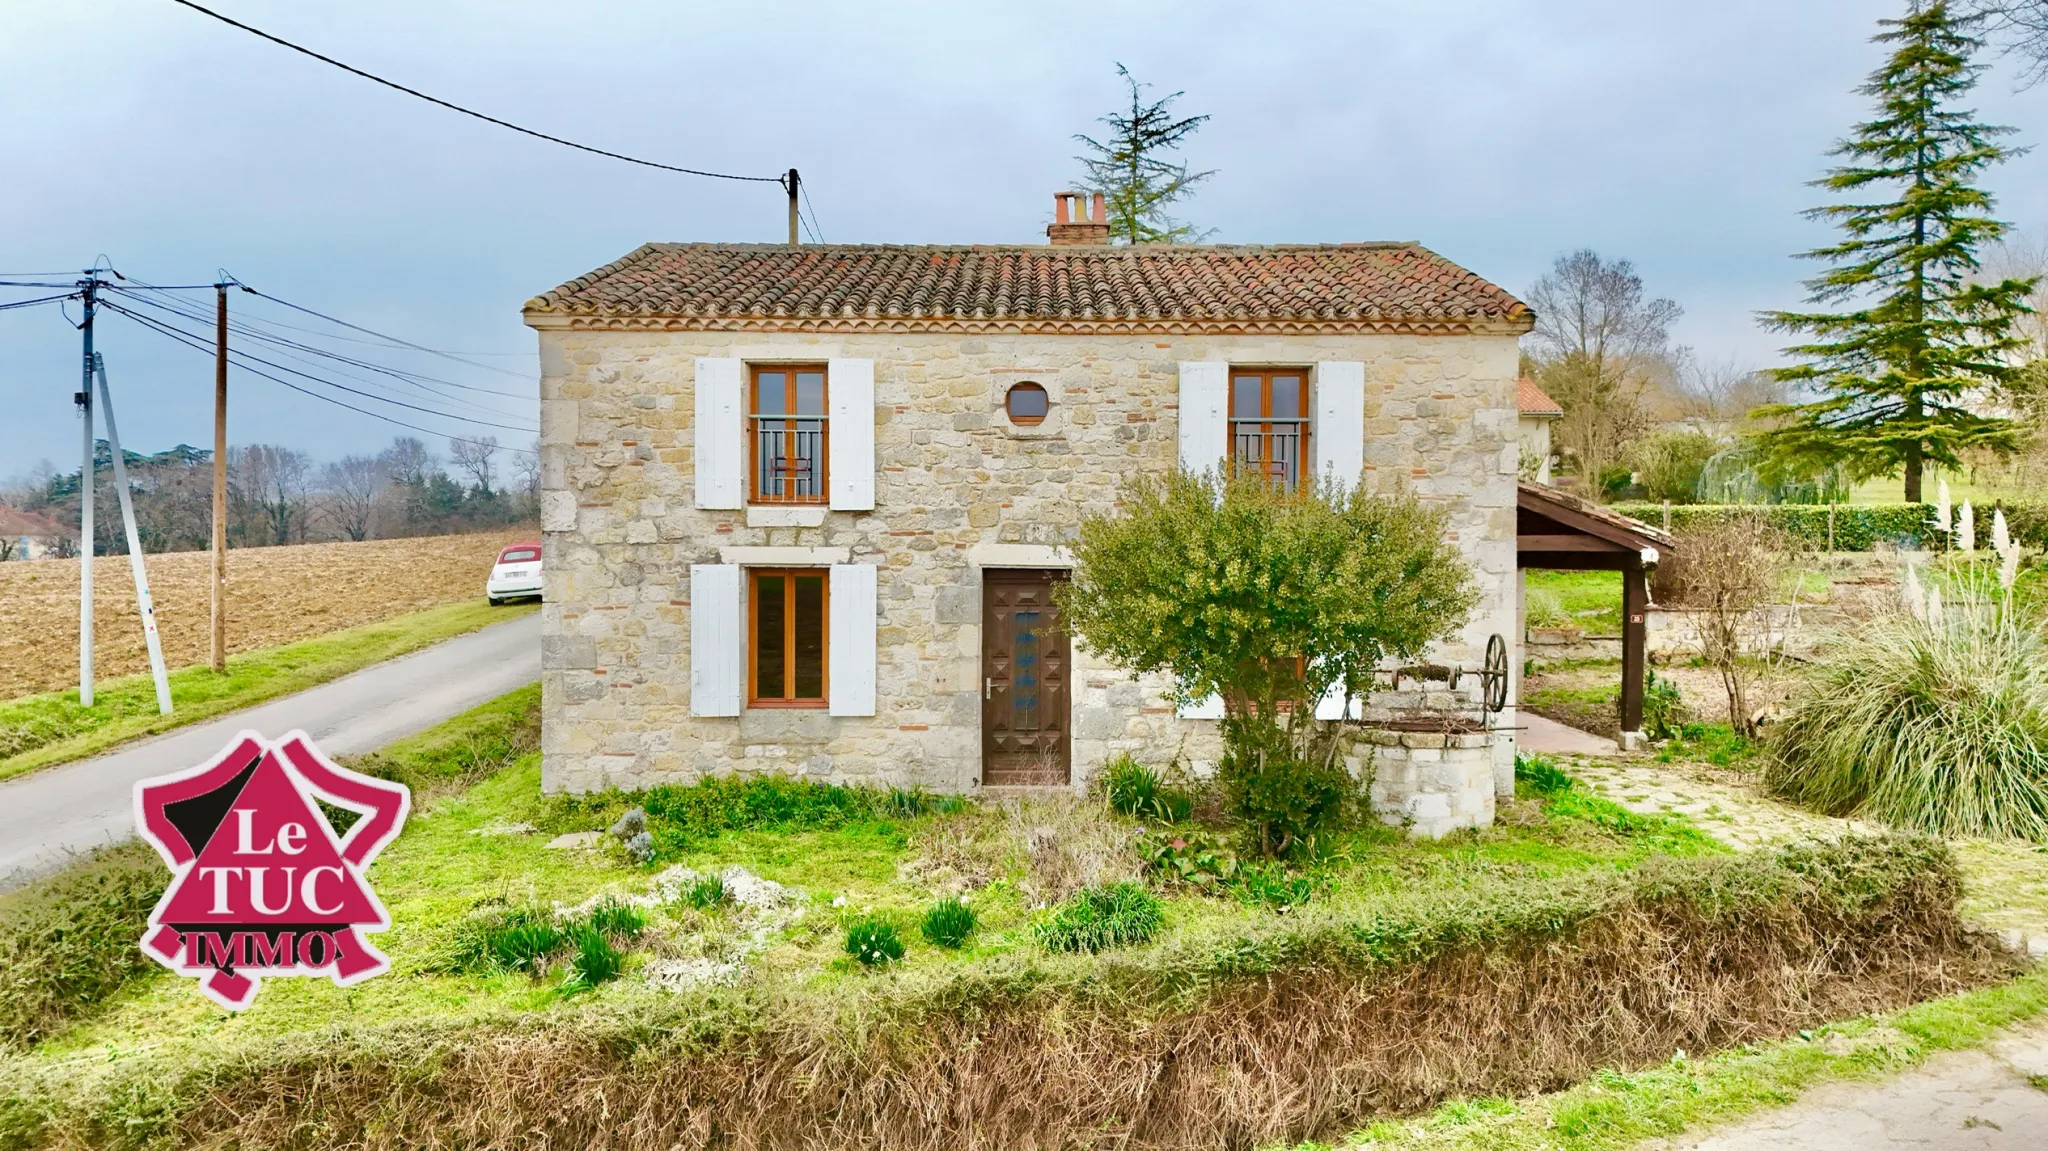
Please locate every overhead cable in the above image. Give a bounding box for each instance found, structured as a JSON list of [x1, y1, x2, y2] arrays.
[[167, 0, 785, 185]]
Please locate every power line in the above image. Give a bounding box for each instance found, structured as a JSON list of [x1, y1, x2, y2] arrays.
[[103, 301, 537, 435], [167, 0, 786, 186], [800, 182, 826, 243], [0, 292, 78, 312], [235, 285, 536, 379], [105, 301, 535, 454], [108, 287, 535, 402]]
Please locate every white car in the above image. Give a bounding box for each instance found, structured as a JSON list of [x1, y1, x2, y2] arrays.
[[486, 541, 543, 605]]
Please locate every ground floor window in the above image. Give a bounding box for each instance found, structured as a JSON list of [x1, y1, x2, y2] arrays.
[[749, 568, 828, 707]]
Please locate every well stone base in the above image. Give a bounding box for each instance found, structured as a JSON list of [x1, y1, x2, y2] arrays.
[[1354, 727, 1501, 838]]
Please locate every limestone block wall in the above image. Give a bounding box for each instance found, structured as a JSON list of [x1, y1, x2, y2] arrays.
[[1355, 727, 1500, 838], [532, 324, 1524, 800]]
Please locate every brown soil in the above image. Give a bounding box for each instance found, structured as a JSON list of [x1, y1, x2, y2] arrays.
[[0, 530, 534, 699]]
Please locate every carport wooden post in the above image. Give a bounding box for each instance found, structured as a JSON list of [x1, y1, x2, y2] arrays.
[[1620, 563, 1648, 738]]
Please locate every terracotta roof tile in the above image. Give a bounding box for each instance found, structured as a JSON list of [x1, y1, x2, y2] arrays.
[[0, 505, 74, 538], [523, 243, 1531, 334], [1517, 376, 1563, 417]]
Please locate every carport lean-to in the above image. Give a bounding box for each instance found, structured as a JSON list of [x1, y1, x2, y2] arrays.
[[1514, 481, 1676, 751]]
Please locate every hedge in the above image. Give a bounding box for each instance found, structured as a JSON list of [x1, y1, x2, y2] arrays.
[[1609, 501, 2048, 552]]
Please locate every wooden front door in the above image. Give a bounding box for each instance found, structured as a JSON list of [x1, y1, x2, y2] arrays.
[[981, 569, 1071, 786]]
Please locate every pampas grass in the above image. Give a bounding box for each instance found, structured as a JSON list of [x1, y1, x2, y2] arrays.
[[1769, 564, 2048, 840]]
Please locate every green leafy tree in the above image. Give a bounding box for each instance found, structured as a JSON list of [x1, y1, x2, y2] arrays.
[[1074, 64, 1214, 244], [1758, 2, 2037, 502], [1058, 472, 1477, 854]]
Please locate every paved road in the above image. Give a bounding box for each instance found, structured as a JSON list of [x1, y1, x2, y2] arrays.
[[0, 611, 540, 890], [1666, 1018, 2048, 1150]]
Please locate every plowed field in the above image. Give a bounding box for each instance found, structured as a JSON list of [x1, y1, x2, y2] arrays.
[[0, 531, 535, 699]]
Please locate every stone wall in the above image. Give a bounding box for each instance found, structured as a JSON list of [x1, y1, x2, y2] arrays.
[[533, 325, 1523, 803]]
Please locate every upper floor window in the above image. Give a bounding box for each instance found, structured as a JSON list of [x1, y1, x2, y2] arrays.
[[751, 365, 828, 504], [1230, 369, 1309, 490]]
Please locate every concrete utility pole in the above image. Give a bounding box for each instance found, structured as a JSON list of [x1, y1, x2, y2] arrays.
[[211, 283, 228, 672], [77, 273, 96, 706], [93, 354, 173, 715], [786, 167, 800, 244]]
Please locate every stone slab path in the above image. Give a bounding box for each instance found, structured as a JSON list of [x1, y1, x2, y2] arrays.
[[1666, 1020, 2048, 1149], [1516, 711, 1620, 757]]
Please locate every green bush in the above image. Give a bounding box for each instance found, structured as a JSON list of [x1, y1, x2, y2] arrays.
[[1101, 755, 1192, 822], [1630, 429, 1726, 503], [582, 897, 646, 940], [1515, 752, 1574, 796], [0, 842, 165, 1050], [1611, 502, 1936, 551], [1235, 863, 1315, 910], [918, 897, 977, 949], [680, 874, 729, 910], [456, 909, 565, 974], [844, 916, 906, 966], [1643, 670, 1683, 740], [1034, 882, 1164, 953], [1217, 715, 1358, 857], [563, 925, 625, 990], [1769, 583, 2048, 839], [1136, 827, 1240, 891]]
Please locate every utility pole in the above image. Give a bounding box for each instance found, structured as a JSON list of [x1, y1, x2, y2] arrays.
[[786, 167, 800, 244], [94, 354, 173, 715], [77, 273, 97, 706], [211, 283, 228, 672]]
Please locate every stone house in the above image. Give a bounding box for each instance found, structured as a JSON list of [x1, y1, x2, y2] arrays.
[[524, 195, 1534, 835], [1516, 377, 1562, 484]]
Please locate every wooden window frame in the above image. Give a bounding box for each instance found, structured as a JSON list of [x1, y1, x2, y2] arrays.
[[1228, 368, 1312, 492], [748, 364, 830, 505], [1005, 381, 1049, 426], [747, 567, 830, 709]]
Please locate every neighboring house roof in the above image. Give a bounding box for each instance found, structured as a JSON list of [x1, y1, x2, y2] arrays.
[[0, 505, 73, 539], [1516, 377, 1563, 418], [523, 243, 1532, 336]]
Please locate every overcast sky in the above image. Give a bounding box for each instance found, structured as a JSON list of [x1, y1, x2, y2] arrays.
[[5, 0, 2047, 477]]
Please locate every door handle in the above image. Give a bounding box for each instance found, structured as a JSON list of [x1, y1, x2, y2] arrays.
[[984, 677, 993, 701]]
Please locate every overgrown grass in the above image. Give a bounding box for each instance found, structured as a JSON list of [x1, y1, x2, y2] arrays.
[[0, 598, 534, 780], [0, 841, 165, 1050], [1769, 585, 2048, 839], [1523, 569, 1622, 633], [1314, 967, 2048, 1150], [920, 896, 976, 948], [547, 772, 970, 863], [1034, 881, 1164, 952]]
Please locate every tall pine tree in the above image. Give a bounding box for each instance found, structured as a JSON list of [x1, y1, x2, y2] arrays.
[[1074, 64, 1214, 244], [1758, 2, 2036, 501]]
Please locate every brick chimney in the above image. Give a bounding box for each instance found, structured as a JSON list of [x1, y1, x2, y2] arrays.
[[1047, 190, 1111, 245]]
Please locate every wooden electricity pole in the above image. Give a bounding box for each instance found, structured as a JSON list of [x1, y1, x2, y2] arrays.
[[210, 283, 228, 672], [785, 168, 800, 244]]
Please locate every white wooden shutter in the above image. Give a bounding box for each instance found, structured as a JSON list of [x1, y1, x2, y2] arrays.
[[1176, 362, 1229, 478], [1313, 361, 1366, 494], [828, 358, 875, 511], [689, 564, 741, 716], [1176, 692, 1225, 720], [693, 358, 744, 509], [828, 564, 877, 716]]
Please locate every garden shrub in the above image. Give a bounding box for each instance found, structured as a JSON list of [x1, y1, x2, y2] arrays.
[[563, 926, 626, 991], [1136, 827, 1239, 891], [1642, 669, 1683, 740], [1101, 755, 1192, 822], [1060, 471, 1476, 855], [844, 916, 906, 966], [1769, 575, 2048, 839], [1514, 752, 1574, 797], [1035, 881, 1164, 953], [0, 841, 165, 1050], [680, 873, 729, 910], [1612, 501, 1937, 551], [919, 897, 977, 949], [450, 900, 645, 978], [1235, 862, 1315, 910]]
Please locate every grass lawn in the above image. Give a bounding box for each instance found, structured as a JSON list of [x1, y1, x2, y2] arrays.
[[3, 688, 2026, 1150], [1523, 570, 1623, 633], [0, 598, 536, 781]]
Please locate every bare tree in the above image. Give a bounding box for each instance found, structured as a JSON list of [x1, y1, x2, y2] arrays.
[[1660, 518, 1794, 737], [512, 437, 540, 508], [319, 455, 383, 542], [1524, 250, 1683, 487], [1669, 353, 1789, 429], [233, 444, 311, 546], [377, 436, 435, 488], [1973, 1, 2048, 83], [448, 435, 498, 498]]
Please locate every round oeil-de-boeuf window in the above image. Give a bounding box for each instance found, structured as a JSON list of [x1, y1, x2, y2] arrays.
[[1006, 382, 1049, 426]]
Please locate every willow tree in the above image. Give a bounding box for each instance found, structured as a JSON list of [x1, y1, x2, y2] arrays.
[[1757, 2, 2036, 502]]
